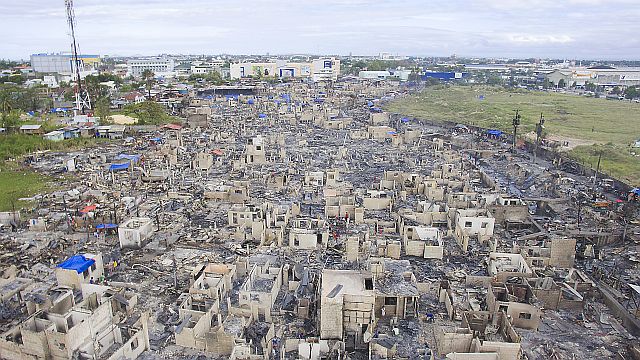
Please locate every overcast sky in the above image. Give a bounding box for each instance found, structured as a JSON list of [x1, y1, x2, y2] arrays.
[[3, 0, 640, 60]]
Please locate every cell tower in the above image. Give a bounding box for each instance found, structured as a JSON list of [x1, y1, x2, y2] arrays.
[[65, 0, 91, 114]]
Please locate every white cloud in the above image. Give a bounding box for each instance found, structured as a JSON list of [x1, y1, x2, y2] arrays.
[[507, 34, 575, 44], [1, 0, 638, 59]]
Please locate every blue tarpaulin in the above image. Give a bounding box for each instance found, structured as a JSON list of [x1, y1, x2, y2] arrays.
[[150, 137, 162, 142], [96, 223, 118, 229], [370, 107, 383, 113], [57, 255, 95, 274], [116, 154, 141, 163], [486, 129, 503, 137], [387, 131, 398, 135], [367, 101, 374, 107], [314, 98, 324, 103], [248, 99, 255, 105], [258, 113, 267, 118], [401, 117, 410, 123], [631, 188, 640, 196], [109, 163, 129, 171]]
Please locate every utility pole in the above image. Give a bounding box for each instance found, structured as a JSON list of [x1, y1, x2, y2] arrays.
[[65, 0, 91, 114], [512, 110, 521, 153], [593, 150, 603, 190], [172, 255, 178, 289], [534, 113, 545, 163], [63, 195, 72, 234]]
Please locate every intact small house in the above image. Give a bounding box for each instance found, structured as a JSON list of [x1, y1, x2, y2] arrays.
[[43, 130, 64, 142], [62, 126, 80, 139], [20, 124, 43, 135]]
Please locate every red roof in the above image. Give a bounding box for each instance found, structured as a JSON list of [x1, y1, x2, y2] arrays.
[[162, 123, 183, 130], [123, 91, 145, 101], [80, 205, 97, 213]]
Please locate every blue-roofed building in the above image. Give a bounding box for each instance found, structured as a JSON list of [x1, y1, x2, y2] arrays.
[[55, 253, 104, 289], [421, 72, 468, 81]]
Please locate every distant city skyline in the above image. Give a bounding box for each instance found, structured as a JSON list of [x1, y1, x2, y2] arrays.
[[3, 0, 640, 60]]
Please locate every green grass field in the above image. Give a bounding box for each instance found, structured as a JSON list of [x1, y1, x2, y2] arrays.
[[387, 85, 640, 184], [0, 168, 49, 211], [0, 134, 104, 162], [0, 134, 107, 211]]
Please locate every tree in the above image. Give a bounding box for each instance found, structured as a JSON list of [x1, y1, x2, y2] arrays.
[[612, 86, 621, 95], [141, 69, 155, 100], [558, 79, 566, 88], [585, 82, 597, 92], [0, 110, 20, 132], [94, 97, 112, 123], [624, 86, 638, 100], [84, 75, 110, 105], [121, 101, 176, 125], [0, 87, 12, 114], [188, 71, 224, 85], [487, 76, 503, 86]]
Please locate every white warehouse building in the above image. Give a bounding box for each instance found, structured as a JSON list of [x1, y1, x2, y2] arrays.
[[230, 58, 340, 82], [127, 57, 175, 77]]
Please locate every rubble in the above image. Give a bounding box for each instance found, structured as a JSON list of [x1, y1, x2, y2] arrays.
[[1, 79, 638, 360]]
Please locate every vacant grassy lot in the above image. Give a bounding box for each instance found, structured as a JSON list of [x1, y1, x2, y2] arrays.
[[0, 134, 103, 162], [0, 134, 107, 211], [0, 167, 49, 211], [387, 86, 640, 184]]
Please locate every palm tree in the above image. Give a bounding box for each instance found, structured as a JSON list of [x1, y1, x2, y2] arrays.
[[0, 90, 12, 114], [141, 69, 155, 100]]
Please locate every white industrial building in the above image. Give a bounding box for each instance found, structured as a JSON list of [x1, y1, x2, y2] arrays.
[[30, 53, 101, 74], [127, 57, 175, 77], [230, 58, 340, 82]]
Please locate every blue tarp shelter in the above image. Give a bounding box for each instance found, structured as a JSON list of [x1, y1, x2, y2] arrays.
[[109, 163, 129, 171], [258, 114, 267, 118], [631, 188, 640, 196], [370, 107, 383, 113], [401, 117, 410, 123], [116, 154, 141, 163], [96, 223, 118, 229], [486, 129, 503, 137], [57, 255, 95, 274], [248, 99, 255, 105]]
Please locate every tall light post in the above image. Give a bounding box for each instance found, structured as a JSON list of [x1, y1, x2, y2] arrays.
[[512, 109, 521, 153], [534, 113, 545, 162]]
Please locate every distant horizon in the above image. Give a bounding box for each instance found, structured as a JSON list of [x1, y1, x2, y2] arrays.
[[3, 0, 640, 61], [10, 52, 640, 63]]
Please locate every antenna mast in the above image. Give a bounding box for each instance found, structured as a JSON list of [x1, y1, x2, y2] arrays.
[[65, 0, 91, 115]]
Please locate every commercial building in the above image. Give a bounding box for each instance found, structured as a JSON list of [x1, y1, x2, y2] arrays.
[[30, 53, 101, 74], [127, 57, 175, 77], [543, 67, 640, 87], [229, 58, 340, 82]]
